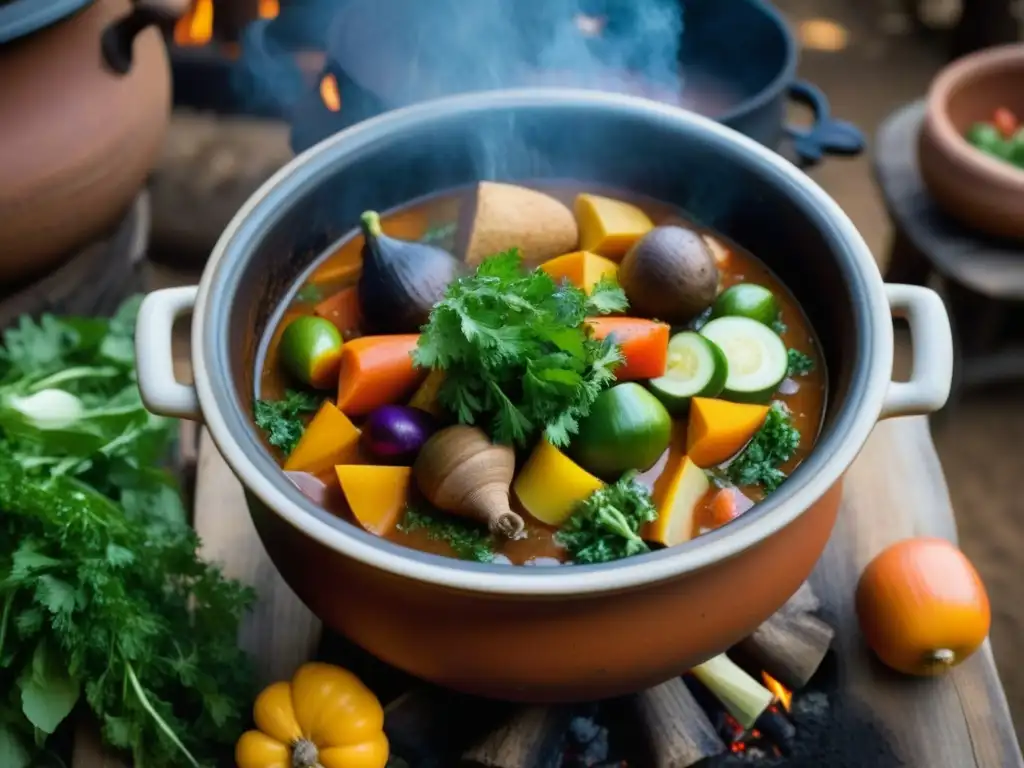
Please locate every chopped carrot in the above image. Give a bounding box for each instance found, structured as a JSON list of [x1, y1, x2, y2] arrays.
[[707, 487, 755, 529], [686, 398, 769, 468], [284, 401, 362, 474], [336, 335, 426, 416], [335, 464, 411, 536], [993, 107, 1019, 139], [314, 286, 362, 336], [586, 317, 670, 380]]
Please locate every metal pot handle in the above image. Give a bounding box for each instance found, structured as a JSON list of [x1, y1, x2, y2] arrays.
[[785, 80, 865, 168], [102, 0, 190, 75], [879, 284, 954, 420], [135, 286, 203, 421]]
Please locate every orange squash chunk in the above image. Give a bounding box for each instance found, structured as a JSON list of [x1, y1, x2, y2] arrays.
[[686, 397, 769, 468], [283, 401, 361, 475], [539, 251, 619, 293], [645, 457, 710, 547], [335, 465, 412, 536], [574, 194, 654, 260]]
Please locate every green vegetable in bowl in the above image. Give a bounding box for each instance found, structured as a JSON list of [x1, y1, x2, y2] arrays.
[[648, 331, 728, 415], [711, 284, 780, 327], [557, 473, 658, 564], [278, 315, 344, 389], [700, 316, 788, 403], [570, 382, 672, 479], [254, 389, 321, 454], [727, 401, 801, 492], [966, 122, 1007, 159]]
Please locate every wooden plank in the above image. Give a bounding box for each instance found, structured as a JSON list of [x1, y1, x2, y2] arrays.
[[194, 429, 322, 686], [811, 416, 1023, 768]]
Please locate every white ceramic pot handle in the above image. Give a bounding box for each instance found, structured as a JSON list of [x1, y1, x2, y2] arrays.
[[879, 283, 954, 420], [135, 286, 202, 421]]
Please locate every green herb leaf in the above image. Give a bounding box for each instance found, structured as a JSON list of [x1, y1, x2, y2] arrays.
[[771, 319, 788, 336], [787, 349, 815, 377], [557, 474, 658, 564], [254, 389, 321, 454], [414, 250, 625, 447], [727, 401, 801, 492], [397, 507, 495, 562], [0, 726, 31, 768], [18, 639, 80, 734]]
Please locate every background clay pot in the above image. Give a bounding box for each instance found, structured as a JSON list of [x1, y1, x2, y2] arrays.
[[918, 44, 1024, 241], [135, 90, 954, 702], [0, 0, 171, 284]]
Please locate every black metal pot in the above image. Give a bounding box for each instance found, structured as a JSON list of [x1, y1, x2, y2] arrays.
[[289, 0, 863, 166]]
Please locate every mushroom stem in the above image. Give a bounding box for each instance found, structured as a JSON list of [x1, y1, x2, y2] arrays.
[[292, 739, 319, 768]]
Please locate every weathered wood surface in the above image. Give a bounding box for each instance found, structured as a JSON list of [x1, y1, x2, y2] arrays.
[[193, 429, 322, 687], [810, 416, 1023, 767]]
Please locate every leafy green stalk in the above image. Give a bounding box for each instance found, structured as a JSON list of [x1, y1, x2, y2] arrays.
[[557, 474, 658, 564], [414, 250, 628, 447], [254, 389, 321, 454], [786, 349, 815, 377], [0, 298, 255, 768]]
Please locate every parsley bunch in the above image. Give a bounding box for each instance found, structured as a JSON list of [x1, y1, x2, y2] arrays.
[[414, 250, 628, 447], [254, 389, 320, 454], [727, 401, 801, 492], [0, 299, 254, 768], [557, 474, 658, 564]]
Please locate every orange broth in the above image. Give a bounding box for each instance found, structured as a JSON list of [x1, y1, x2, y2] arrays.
[[256, 185, 826, 565]]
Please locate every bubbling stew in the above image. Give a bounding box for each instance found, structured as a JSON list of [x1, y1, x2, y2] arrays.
[[254, 183, 826, 566]]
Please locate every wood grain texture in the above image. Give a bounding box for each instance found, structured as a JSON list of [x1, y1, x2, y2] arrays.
[[811, 416, 1023, 767], [629, 677, 725, 768], [194, 429, 322, 687]]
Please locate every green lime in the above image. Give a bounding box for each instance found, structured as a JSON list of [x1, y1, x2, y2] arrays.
[[711, 284, 780, 327], [648, 332, 728, 415], [570, 383, 672, 480], [279, 316, 344, 390]]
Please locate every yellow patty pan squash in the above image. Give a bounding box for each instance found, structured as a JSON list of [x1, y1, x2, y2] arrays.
[[235, 662, 389, 768]]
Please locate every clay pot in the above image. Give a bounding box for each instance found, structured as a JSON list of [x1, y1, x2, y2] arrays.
[[919, 44, 1024, 241], [136, 90, 953, 702], [0, 0, 172, 284]]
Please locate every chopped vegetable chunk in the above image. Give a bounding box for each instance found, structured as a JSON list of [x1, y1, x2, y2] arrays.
[[686, 397, 770, 468], [335, 465, 412, 536], [646, 457, 710, 547], [284, 400, 362, 474], [540, 251, 620, 294], [514, 439, 604, 526]]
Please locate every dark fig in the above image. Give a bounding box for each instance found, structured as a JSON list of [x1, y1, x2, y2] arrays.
[[358, 210, 461, 333], [618, 225, 720, 323]]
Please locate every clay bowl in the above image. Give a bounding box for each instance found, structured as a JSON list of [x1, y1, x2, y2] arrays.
[[0, 0, 171, 285], [918, 44, 1024, 241], [135, 89, 953, 702]]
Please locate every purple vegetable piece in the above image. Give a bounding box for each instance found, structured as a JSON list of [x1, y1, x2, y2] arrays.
[[361, 405, 436, 463]]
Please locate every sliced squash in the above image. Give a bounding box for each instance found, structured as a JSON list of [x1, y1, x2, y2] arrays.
[[335, 465, 411, 536], [408, 368, 446, 417], [686, 397, 770, 468], [283, 401, 361, 475], [574, 194, 654, 260], [539, 251, 619, 294], [644, 457, 710, 547], [513, 439, 604, 526]]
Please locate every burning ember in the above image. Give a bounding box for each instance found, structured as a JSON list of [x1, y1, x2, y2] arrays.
[[173, 0, 279, 46], [319, 74, 341, 112]]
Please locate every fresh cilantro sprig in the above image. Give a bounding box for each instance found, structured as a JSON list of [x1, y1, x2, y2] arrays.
[[254, 389, 321, 454], [0, 298, 254, 768], [557, 474, 658, 564], [413, 250, 628, 447], [787, 349, 815, 377], [727, 401, 801, 492], [397, 507, 495, 562]]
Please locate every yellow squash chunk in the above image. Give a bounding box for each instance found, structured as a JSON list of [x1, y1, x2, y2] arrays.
[[284, 401, 361, 475], [645, 457, 710, 547], [574, 193, 654, 260], [686, 397, 770, 468], [539, 251, 619, 294], [335, 465, 411, 536], [513, 439, 604, 526], [408, 369, 446, 417]]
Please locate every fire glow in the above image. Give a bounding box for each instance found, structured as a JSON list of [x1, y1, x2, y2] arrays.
[[762, 671, 793, 712], [173, 0, 280, 46], [320, 74, 341, 112]]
